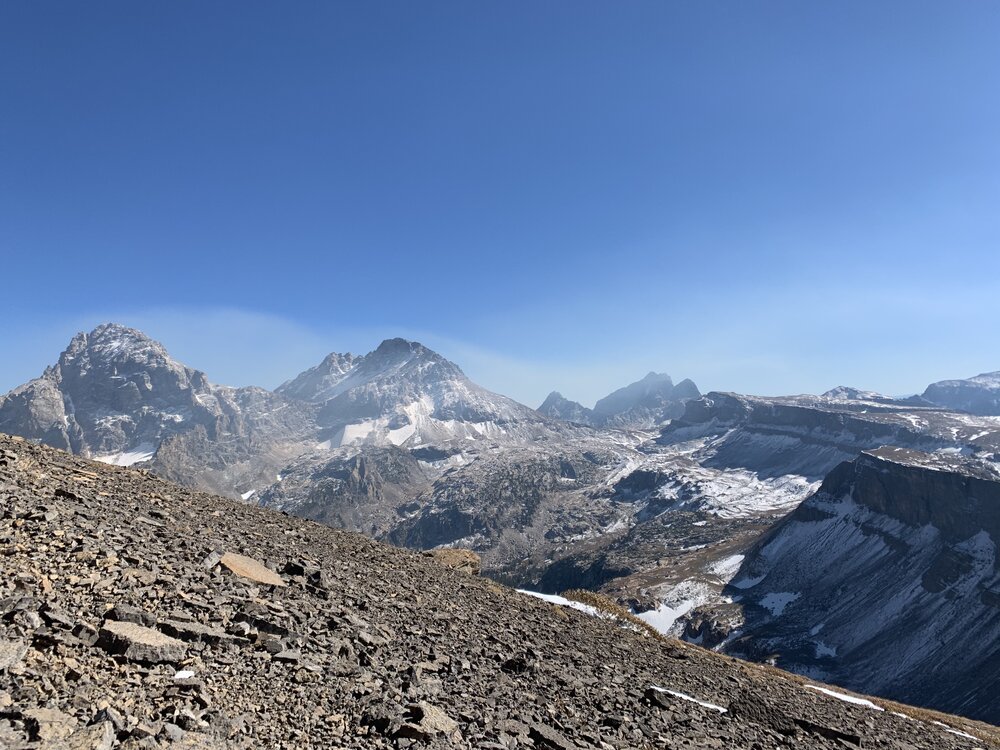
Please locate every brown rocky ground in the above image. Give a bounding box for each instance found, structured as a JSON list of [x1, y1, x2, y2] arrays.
[[0, 434, 994, 749]]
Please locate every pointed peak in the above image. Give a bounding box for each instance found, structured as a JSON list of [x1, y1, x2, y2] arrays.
[[60, 323, 172, 368], [366, 338, 451, 369], [372, 338, 429, 356], [538, 391, 568, 409]]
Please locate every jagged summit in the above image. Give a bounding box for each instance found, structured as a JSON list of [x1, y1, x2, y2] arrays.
[[536, 391, 595, 425], [0, 323, 313, 494], [593, 372, 700, 428], [538, 372, 702, 429], [280, 338, 555, 449], [276, 351, 360, 403], [0, 323, 200, 458]]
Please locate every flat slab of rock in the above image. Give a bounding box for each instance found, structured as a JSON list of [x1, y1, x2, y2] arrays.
[[98, 620, 187, 663], [67, 720, 114, 750], [220, 552, 286, 587], [423, 548, 481, 575], [0, 638, 28, 671], [24, 707, 77, 742]]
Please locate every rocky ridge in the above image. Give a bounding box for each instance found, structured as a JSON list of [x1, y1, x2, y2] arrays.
[[0, 433, 994, 749], [923, 372, 1000, 416]]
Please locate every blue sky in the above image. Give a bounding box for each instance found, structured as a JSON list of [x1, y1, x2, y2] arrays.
[[2, 2, 999, 406]]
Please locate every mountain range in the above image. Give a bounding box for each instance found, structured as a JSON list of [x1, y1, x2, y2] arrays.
[[2, 323, 1000, 723]]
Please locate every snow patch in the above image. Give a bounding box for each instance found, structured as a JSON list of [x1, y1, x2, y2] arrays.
[[706, 554, 744, 580], [637, 580, 713, 635], [759, 591, 800, 616], [93, 442, 156, 467], [814, 641, 837, 658]]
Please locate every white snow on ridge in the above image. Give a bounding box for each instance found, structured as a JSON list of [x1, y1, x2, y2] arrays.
[[649, 686, 727, 713], [93, 442, 156, 467], [515, 590, 602, 618], [931, 721, 978, 740], [804, 685, 883, 711]]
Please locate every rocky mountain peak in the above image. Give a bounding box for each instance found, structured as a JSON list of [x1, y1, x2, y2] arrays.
[[56, 323, 190, 384], [0, 325, 315, 490], [537, 391, 595, 425], [725, 446, 1000, 722], [359, 338, 462, 380]]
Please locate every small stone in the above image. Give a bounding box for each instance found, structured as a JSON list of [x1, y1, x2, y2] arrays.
[[395, 702, 460, 741], [105, 603, 156, 627], [0, 639, 28, 671], [219, 552, 286, 587], [161, 722, 186, 741]]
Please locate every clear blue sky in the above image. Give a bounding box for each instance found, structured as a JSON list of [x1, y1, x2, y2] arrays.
[[2, 2, 999, 406]]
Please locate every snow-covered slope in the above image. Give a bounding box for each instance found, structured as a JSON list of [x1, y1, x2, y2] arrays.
[[923, 370, 1000, 416], [721, 447, 1000, 723]]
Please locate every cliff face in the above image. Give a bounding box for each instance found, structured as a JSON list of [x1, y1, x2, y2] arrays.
[[722, 448, 1000, 722]]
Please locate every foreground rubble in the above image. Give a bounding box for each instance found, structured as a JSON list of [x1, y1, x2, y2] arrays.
[[0, 434, 993, 748]]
